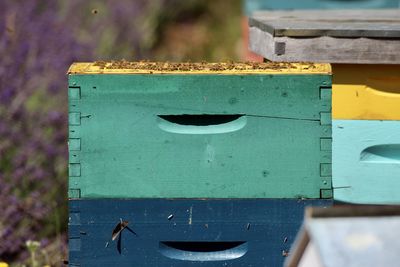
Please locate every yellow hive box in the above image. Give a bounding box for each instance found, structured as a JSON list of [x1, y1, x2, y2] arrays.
[[332, 64, 400, 120]]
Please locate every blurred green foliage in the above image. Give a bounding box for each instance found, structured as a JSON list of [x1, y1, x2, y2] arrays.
[[60, 0, 242, 61]]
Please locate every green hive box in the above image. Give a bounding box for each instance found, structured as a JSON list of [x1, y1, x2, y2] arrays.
[[68, 62, 332, 199]]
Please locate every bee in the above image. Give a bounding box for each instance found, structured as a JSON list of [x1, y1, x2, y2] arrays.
[[282, 250, 289, 257], [112, 219, 129, 241]]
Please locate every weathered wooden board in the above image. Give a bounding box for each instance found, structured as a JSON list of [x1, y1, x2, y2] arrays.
[[244, 1, 400, 15], [250, 10, 400, 38], [68, 66, 332, 199], [249, 10, 400, 63], [332, 64, 400, 120], [68, 198, 332, 267], [333, 120, 400, 204]]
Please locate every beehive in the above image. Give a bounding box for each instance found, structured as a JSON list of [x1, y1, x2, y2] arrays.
[[248, 9, 400, 204], [69, 199, 330, 266], [332, 64, 400, 120], [67, 61, 333, 266], [68, 61, 332, 199], [332, 64, 400, 204]]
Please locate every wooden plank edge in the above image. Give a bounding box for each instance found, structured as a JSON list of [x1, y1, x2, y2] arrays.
[[249, 26, 400, 64]]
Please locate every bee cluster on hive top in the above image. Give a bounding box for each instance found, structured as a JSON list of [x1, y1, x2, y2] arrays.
[[68, 60, 331, 74]]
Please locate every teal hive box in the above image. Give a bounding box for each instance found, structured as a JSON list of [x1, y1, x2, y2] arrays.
[[333, 120, 400, 204], [68, 62, 332, 199]]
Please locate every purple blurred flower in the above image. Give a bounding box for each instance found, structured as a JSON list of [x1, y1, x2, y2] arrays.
[[0, 0, 176, 264], [0, 0, 87, 262]]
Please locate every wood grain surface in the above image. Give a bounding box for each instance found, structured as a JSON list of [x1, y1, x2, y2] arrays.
[[249, 10, 400, 63]]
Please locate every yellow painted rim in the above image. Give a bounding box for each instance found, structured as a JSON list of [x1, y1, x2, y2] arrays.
[[68, 61, 331, 75]]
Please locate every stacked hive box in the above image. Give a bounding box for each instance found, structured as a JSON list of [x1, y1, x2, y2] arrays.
[[248, 9, 400, 205], [68, 62, 332, 266], [242, 0, 400, 62], [332, 65, 400, 204], [241, 0, 399, 62]]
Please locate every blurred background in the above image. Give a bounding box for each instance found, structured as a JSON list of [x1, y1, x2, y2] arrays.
[[0, 1, 242, 265], [1, 0, 399, 266]]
